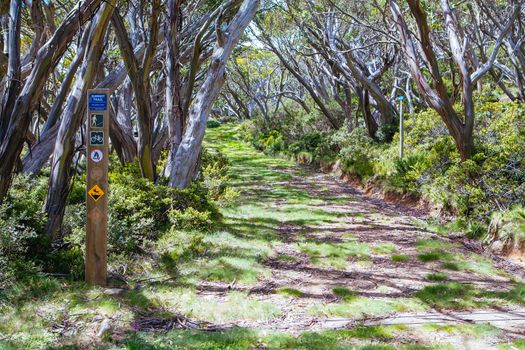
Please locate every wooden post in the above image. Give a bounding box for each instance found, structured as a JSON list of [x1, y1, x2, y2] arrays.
[[86, 89, 110, 286]]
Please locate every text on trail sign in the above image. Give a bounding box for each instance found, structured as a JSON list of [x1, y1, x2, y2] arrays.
[[89, 94, 108, 111], [88, 184, 105, 202]]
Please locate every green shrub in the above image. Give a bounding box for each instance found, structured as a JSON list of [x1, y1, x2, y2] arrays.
[[288, 131, 336, 164], [391, 153, 429, 192], [169, 207, 213, 231], [255, 130, 286, 155], [107, 161, 220, 255], [486, 206, 525, 254], [207, 119, 222, 128], [159, 230, 206, 269], [338, 127, 377, 179], [200, 148, 239, 207], [0, 175, 48, 275]]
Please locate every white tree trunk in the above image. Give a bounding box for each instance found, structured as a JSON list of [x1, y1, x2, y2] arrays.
[[168, 0, 259, 188]]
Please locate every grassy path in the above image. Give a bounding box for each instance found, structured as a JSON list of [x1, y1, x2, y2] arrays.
[[2, 124, 525, 349], [193, 124, 525, 348]]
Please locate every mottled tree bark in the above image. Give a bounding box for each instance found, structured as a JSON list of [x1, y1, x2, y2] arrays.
[[45, 0, 116, 238], [169, 0, 259, 188], [111, 0, 160, 181], [0, 0, 103, 201], [164, 0, 185, 178], [0, 0, 21, 143]]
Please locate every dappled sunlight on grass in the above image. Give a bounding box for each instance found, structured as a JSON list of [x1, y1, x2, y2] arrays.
[[415, 282, 525, 310], [180, 255, 271, 285], [421, 323, 502, 339], [118, 324, 440, 350], [2, 124, 523, 349], [309, 297, 428, 318], [145, 288, 281, 323]]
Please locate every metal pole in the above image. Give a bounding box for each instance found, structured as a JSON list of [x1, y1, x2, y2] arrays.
[[399, 97, 404, 159]]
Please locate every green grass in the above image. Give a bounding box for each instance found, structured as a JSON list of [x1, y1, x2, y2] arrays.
[[422, 323, 502, 339], [414, 282, 525, 310], [499, 339, 525, 349], [181, 255, 270, 284], [417, 252, 443, 262], [1, 123, 519, 350], [148, 289, 281, 323], [277, 287, 305, 298], [372, 243, 398, 254], [332, 287, 357, 301], [441, 262, 461, 271], [425, 273, 449, 281], [391, 254, 410, 263], [276, 254, 298, 262], [309, 297, 428, 318], [117, 324, 439, 350]]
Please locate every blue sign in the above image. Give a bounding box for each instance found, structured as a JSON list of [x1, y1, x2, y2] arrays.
[[89, 94, 107, 111], [397, 95, 406, 102]]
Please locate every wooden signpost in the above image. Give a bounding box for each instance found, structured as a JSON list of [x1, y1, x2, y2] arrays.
[[86, 89, 110, 286]]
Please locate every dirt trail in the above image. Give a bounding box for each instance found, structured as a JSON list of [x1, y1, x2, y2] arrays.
[[197, 126, 525, 348]]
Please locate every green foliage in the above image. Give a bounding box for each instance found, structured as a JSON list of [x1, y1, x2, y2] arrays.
[[243, 98, 525, 242], [206, 119, 222, 128], [391, 255, 410, 263], [486, 206, 525, 253], [332, 287, 357, 301], [252, 129, 286, 155], [201, 148, 239, 207], [169, 207, 214, 231], [0, 176, 47, 280], [337, 127, 378, 179], [426, 273, 449, 281], [288, 131, 336, 164], [159, 230, 206, 269], [106, 161, 221, 255], [2, 146, 234, 280]]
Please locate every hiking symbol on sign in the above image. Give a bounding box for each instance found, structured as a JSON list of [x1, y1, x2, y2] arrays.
[[91, 114, 104, 128]]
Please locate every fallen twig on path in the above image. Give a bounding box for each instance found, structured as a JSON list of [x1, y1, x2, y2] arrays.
[[133, 315, 236, 332]]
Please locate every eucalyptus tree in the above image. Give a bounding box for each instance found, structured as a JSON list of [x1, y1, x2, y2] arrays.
[[223, 50, 312, 125], [296, 0, 399, 137], [0, 0, 103, 202], [474, 0, 525, 102], [168, 0, 260, 188], [254, 0, 400, 138], [45, 0, 117, 238], [112, 0, 160, 181], [255, 16, 342, 129], [389, 0, 521, 160]]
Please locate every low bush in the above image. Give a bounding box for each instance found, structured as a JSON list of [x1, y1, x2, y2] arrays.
[[486, 206, 525, 255], [242, 98, 525, 241], [207, 119, 222, 128], [2, 146, 236, 281]]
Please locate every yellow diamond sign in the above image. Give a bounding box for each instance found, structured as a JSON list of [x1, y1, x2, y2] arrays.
[[88, 184, 105, 202]]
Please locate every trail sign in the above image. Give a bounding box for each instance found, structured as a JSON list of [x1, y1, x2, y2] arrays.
[[89, 93, 108, 111], [90, 149, 103, 163], [88, 184, 105, 201], [86, 89, 110, 286]]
